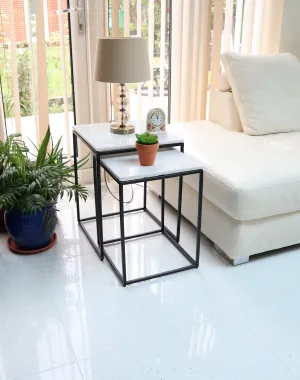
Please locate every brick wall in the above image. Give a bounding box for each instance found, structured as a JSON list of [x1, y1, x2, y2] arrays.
[[0, 0, 26, 42], [0, 0, 69, 44], [48, 0, 68, 36], [14, 0, 26, 41]]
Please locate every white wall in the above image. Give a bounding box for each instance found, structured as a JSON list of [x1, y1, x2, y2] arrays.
[[280, 0, 300, 56]]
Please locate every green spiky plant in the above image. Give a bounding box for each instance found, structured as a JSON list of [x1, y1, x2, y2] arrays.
[[0, 132, 29, 174], [0, 127, 88, 227], [136, 132, 158, 145], [0, 133, 29, 231]]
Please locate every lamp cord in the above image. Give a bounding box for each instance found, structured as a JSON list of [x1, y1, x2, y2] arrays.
[[104, 171, 144, 204], [104, 171, 134, 204]]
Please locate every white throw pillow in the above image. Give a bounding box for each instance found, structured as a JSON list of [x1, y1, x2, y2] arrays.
[[221, 52, 300, 135]]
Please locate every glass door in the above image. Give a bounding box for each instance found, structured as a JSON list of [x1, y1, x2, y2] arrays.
[[0, 0, 89, 155]]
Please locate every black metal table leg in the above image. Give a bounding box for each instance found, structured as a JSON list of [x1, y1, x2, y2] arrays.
[[93, 155, 104, 260], [176, 175, 183, 242], [73, 133, 80, 222], [176, 143, 184, 243], [97, 156, 104, 260], [92, 155, 98, 231], [119, 184, 127, 286], [195, 170, 203, 267], [143, 180, 147, 210], [161, 179, 165, 233]]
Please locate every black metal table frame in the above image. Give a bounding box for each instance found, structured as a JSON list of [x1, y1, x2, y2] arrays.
[[73, 131, 203, 286]]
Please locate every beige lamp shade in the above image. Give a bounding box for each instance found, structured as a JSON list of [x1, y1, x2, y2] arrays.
[[94, 37, 151, 84]]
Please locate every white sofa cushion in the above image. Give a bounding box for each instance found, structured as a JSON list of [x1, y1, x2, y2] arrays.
[[150, 178, 300, 258], [169, 121, 300, 221], [221, 52, 300, 135]]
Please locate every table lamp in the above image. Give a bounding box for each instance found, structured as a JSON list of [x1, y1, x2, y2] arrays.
[[94, 37, 151, 134]]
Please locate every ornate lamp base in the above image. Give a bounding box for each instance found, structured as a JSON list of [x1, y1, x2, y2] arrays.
[[110, 123, 135, 135], [110, 83, 135, 135]]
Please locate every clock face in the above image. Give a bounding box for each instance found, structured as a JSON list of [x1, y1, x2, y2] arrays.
[[151, 110, 165, 126], [146, 108, 166, 134]]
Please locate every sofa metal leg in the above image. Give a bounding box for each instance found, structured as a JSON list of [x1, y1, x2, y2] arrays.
[[214, 244, 249, 266]]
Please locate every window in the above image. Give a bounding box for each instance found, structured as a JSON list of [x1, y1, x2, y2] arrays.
[[108, 0, 171, 122]]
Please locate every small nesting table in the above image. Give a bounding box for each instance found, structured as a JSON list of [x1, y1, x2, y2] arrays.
[[73, 122, 184, 253], [72, 122, 203, 286], [100, 150, 203, 286]]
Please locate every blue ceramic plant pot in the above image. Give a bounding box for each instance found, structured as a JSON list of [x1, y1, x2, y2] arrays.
[[4, 207, 56, 250]]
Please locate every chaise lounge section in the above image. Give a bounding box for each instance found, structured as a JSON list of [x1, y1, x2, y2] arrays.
[[150, 61, 300, 264]]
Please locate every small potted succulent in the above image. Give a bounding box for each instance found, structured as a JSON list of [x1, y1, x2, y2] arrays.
[[136, 132, 159, 166]]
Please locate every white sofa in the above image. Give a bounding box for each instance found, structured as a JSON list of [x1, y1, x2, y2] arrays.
[[150, 86, 300, 265]]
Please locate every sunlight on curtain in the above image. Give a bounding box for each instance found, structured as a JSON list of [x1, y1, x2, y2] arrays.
[[210, 0, 223, 91], [7, 0, 22, 133], [109, 0, 171, 122], [0, 0, 75, 155], [209, 0, 284, 108], [171, 0, 211, 122], [0, 84, 6, 140], [36, 0, 49, 143], [85, 0, 110, 124], [172, 0, 284, 122]]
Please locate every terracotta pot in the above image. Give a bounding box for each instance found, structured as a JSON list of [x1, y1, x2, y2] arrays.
[[136, 142, 159, 166], [7, 233, 57, 255], [0, 209, 6, 233]]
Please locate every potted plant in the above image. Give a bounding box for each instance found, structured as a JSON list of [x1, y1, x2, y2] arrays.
[[0, 127, 88, 252], [0, 133, 28, 233], [0, 208, 4, 232], [136, 132, 159, 166]]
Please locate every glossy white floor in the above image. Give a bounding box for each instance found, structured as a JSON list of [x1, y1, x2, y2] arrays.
[[1, 184, 300, 380]]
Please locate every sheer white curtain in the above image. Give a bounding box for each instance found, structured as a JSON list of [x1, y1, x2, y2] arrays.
[[171, 0, 284, 122], [210, 0, 285, 91], [0, 0, 109, 155], [85, 0, 110, 124], [240, 0, 284, 54], [260, 0, 285, 54], [109, 0, 170, 122], [0, 0, 75, 154], [0, 85, 6, 141], [170, 0, 211, 122]]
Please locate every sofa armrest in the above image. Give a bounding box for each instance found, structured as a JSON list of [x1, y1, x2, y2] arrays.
[[209, 90, 243, 132]]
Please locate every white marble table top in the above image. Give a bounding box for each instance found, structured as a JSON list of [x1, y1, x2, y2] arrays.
[[73, 121, 184, 153], [101, 150, 203, 182]]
